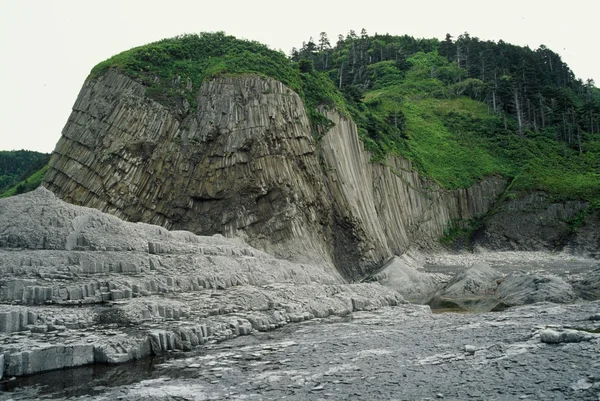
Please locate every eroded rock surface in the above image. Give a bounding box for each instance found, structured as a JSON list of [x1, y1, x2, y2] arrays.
[[572, 266, 600, 301], [0, 188, 402, 378], [3, 302, 599, 400], [423, 252, 598, 312], [371, 254, 439, 303], [430, 262, 504, 311], [497, 273, 577, 306], [473, 193, 598, 258]]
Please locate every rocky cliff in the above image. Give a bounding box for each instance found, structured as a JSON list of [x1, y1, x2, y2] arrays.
[[472, 193, 599, 258], [43, 70, 507, 280]]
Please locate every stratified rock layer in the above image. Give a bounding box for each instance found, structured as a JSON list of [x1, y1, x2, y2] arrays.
[[43, 70, 507, 279], [0, 188, 402, 378]]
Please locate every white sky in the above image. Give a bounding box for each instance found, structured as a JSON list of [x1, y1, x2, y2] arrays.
[[1, 0, 598, 153]]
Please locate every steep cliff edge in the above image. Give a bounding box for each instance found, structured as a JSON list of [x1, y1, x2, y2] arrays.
[[44, 70, 506, 279]]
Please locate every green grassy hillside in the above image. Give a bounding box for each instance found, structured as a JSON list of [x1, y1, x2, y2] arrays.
[[0, 165, 49, 199], [0, 150, 50, 196], [296, 32, 600, 207]]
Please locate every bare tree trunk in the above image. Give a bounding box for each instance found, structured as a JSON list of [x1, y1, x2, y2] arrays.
[[514, 90, 524, 136], [539, 95, 545, 128]]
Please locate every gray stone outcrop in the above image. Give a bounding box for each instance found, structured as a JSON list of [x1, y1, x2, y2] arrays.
[[497, 273, 577, 306], [473, 193, 598, 258], [0, 188, 402, 377], [430, 262, 504, 312], [540, 328, 594, 344], [570, 265, 600, 300], [371, 255, 439, 304]]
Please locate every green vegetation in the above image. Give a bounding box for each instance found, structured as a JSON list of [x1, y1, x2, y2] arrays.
[[294, 30, 600, 206], [90, 30, 600, 207], [0, 150, 50, 195], [0, 164, 49, 199]]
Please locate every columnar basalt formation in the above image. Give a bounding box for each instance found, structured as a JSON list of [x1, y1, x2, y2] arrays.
[[43, 70, 507, 279], [0, 188, 403, 378]]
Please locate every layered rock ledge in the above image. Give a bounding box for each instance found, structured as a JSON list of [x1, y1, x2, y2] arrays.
[[0, 188, 402, 378]]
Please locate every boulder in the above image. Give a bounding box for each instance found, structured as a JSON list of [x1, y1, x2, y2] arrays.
[[372, 256, 439, 304], [540, 329, 594, 344], [441, 262, 503, 298], [571, 265, 600, 301], [430, 262, 504, 312], [497, 273, 577, 306]]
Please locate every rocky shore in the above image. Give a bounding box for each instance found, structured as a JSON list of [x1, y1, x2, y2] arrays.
[[1, 188, 599, 400], [0, 188, 401, 379], [3, 301, 599, 400]]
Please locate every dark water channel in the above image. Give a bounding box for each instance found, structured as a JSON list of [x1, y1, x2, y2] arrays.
[[1, 355, 163, 398]]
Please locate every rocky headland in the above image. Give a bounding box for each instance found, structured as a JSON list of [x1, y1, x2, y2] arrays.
[[42, 71, 511, 279], [2, 35, 599, 399]]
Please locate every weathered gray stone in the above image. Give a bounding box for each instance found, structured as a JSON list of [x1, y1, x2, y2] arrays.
[[473, 193, 595, 256], [429, 262, 505, 312], [372, 255, 438, 304], [441, 262, 503, 298], [540, 328, 594, 344], [572, 265, 600, 301], [497, 273, 577, 306]]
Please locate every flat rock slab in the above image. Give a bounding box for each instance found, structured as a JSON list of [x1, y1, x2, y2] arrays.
[[2, 301, 599, 400]]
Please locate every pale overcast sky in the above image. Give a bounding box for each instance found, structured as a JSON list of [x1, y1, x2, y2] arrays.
[[1, 0, 598, 153]]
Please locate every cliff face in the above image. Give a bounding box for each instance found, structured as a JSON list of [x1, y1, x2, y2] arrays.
[[44, 70, 337, 276], [319, 111, 506, 277], [44, 70, 506, 279], [472, 193, 599, 258]]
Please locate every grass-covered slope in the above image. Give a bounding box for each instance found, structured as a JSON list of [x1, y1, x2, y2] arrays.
[[295, 32, 600, 207], [0, 165, 49, 199], [355, 53, 600, 206], [90, 31, 600, 208], [0, 150, 50, 197]]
